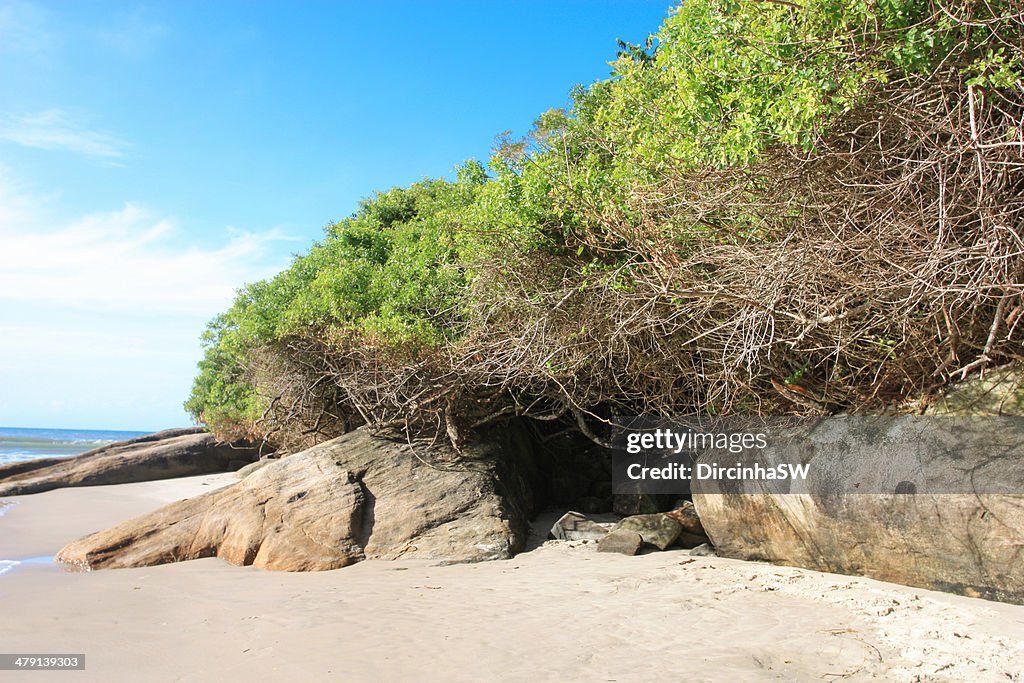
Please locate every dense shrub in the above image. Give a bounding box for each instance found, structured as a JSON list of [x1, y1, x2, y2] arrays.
[[185, 168, 485, 440], [188, 1, 1024, 448]]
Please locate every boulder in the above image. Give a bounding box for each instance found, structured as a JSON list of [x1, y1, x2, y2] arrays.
[[610, 513, 682, 551], [58, 427, 531, 571], [0, 428, 261, 496], [59, 450, 365, 571], [597, 530, 643, 555], [548, 511, 615, 541], [692, 416, 1024, 603]]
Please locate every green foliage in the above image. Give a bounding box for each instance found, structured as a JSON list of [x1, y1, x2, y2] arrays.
[[182, 312, 262, 438], [187, 0, 1024, 437], [185, 165, 485, 432], [459, 0, 1023, 260]]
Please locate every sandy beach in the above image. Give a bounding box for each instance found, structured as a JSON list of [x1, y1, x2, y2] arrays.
[[2, 477, 1024, 682]]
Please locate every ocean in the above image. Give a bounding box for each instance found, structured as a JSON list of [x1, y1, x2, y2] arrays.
[[0, 426, 149, 467], [0, 427, 152, 576]]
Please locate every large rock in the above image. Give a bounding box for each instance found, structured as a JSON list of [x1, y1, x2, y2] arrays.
[[58, 427, 531, 571], [692, 416, 1024, 603], [0, 428, 261, 496]]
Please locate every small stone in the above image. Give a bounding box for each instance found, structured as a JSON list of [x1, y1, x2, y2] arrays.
[[549, 511, 613, 541], [664, 501, 705, 536], [611, 513, 683, 550], [598, 530, 643, 555], [689, 543, 716, 557]]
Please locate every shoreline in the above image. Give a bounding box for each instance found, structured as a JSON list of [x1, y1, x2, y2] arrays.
[[3, 476, 1024, 681], [0, 473, 238, 565]]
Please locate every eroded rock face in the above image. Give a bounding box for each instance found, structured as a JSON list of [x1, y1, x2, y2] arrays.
[[58, 447, 367, 571], [0, 428, 261, 497], [692, 417, 1024, 603], [58, 428, 531, 571], [695, 492, 1024, 602]]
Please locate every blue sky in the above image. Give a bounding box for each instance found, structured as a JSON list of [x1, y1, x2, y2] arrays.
[[0, 0, 671, 431]]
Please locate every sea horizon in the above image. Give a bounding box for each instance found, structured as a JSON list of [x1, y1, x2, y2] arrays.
[[0, 426, 154, 466]]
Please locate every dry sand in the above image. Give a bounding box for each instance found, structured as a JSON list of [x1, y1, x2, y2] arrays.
[[2, 477, 1024, 682]]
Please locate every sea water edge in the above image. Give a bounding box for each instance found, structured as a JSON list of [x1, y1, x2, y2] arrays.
[[0, 426, 149, 574], [0, 426, 149, 466]]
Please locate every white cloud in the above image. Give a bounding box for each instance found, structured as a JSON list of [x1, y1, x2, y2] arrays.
[[0, 171, 295, 316], [0, 109, 127, 159], [0, 169, 298, 429]]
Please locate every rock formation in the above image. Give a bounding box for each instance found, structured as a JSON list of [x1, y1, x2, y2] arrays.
[[692, 414, 1024, 603], [58, 427, 533, 571], [0, 428, 261, 497]]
